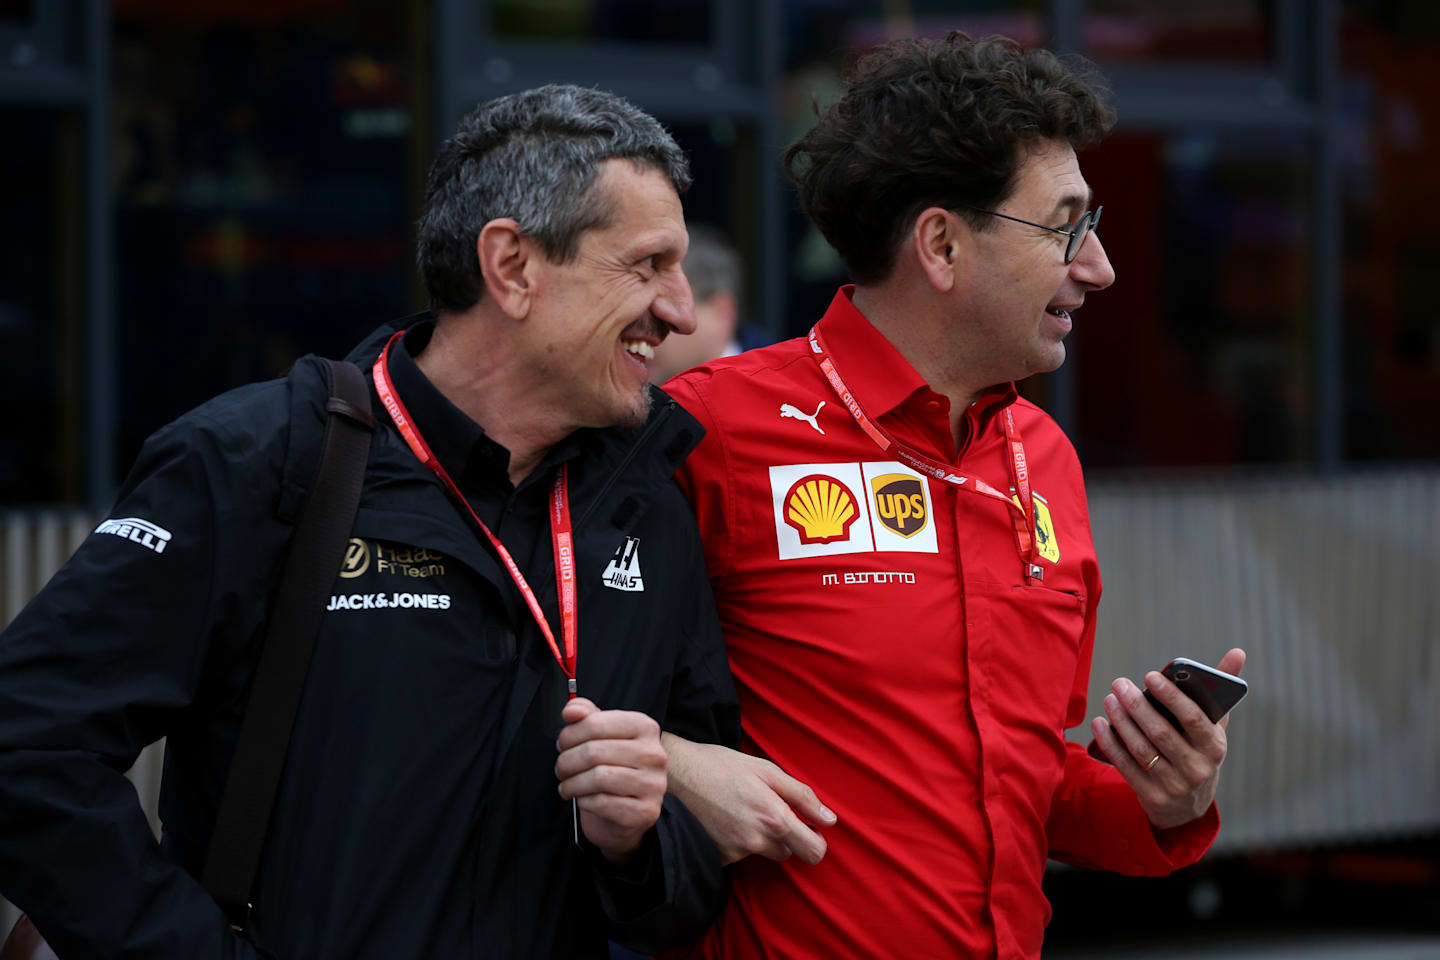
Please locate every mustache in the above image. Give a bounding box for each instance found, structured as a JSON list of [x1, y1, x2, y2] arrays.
[[620, 315, 668, 343]]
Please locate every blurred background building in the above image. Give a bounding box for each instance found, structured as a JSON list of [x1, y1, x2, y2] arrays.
[[1, 0, 1436, 953]]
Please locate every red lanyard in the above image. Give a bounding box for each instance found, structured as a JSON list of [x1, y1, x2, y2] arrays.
[[373, 331, 580, 696], [808, 327, 1044, 584]]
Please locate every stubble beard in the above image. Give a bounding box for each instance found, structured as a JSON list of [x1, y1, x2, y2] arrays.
[[616, 381, 654, 429]]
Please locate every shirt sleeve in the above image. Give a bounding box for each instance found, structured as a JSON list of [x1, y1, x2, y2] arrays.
[[0, 418, 270, 959], [662, 373, 732, 581], [1043, 505, 1220, 874]]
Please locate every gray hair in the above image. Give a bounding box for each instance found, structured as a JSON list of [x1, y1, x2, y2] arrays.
[[683, 223, 743, 305], [418, 84, 692, 313]]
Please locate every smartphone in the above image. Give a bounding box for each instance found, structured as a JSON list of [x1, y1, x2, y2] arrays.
[[1088, 657, 1247, 763], [1144, 657, 1248, 731]]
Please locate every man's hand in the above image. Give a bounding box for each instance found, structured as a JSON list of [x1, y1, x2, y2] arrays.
[[661, 733, 836, 866], [1089, 647, 1247, 830], [555, 698, 668, 865]]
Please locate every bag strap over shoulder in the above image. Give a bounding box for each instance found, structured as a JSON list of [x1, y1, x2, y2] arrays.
[[201, 358, 374, 930]]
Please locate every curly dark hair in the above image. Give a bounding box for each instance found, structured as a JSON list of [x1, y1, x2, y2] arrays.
[[784, 32, 1115, 285]]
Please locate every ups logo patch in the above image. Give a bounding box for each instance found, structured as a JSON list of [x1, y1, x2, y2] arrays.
[[870, 474, 927, 538]]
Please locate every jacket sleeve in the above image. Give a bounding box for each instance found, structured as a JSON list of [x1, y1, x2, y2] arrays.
[[0, 417, 271, 959], [1043, 494, 1219, 875], [596, 481, 740, 954]]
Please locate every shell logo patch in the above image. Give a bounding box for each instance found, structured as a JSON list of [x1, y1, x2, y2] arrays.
[[769, 463, 875, 560], [870, 474, 927, 539], [769, 462, 937, 560], [784, 475, 860, 544]]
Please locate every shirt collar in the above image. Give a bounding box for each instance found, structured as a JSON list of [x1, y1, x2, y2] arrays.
[[814, 286, 931, 418], [814, 285, 1018, 423], [386, 318, 583, 494]]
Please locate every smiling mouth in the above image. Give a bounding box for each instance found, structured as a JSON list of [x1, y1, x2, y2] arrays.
[[1045, 306, 1073, 320], [621, 339, 656, 360]]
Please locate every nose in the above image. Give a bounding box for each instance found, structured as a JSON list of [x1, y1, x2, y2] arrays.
[[653, 266, 697, 336], [1070, 232, 1115, 291]]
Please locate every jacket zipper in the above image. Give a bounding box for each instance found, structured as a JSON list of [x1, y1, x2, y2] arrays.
[[575, 397, 677, 533], [524, 397, 678, 618]]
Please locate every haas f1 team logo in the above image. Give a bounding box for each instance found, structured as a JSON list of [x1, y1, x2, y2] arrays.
[[340, 538, 371, 578], [602, 536, 644, 592]]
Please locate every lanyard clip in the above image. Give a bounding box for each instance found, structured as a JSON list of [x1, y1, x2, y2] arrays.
[[1027, 563, 1045, 582]]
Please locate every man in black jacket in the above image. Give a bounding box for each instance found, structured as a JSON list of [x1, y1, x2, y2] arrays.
[[0, 84, 738, 958]]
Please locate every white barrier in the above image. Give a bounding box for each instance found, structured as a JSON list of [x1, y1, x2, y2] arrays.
[[1082, 469, 1440, 851], [0, 509, 164, 934]]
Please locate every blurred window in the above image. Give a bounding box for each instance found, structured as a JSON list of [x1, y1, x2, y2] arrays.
[[491, 0, 715, 45], [784, 1, 1047, 72], [0, 108, 85, 503], [1338, 3, 1440, 460], [1070, 132, 1315, 467], [1084, 0, 1273, 64], [110, 0, 424, 475], [0, 1, 35, 24]]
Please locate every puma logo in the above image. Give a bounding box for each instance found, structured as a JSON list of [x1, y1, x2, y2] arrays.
[[780, 401, 825, 435]]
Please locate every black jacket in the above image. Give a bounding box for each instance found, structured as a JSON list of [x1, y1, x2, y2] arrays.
[[0, 317, 739, 958]]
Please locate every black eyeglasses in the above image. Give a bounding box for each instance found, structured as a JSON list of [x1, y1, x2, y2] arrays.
[[956, 204, 1103, 264]]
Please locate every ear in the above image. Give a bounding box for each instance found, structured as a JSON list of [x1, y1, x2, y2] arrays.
[[911, 207, 960, 293], [476, 218, 535, 320]]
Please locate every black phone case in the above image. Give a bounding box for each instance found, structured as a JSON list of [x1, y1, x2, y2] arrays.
[[1145, 661, 1246, 729]]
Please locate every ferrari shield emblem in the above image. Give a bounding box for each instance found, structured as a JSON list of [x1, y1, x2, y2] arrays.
[[1013, 490, 1061, 564], [1031, 492, 1060, 563]]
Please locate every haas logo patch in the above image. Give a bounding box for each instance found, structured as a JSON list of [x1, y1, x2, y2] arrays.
[[602, 536, 644, 592]]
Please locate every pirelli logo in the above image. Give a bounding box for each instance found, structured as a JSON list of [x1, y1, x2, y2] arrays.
[[95, 517, 171, 554], [769, 462, 938, 560]]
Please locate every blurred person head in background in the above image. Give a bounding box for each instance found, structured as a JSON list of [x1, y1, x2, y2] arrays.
[[651, 223, 743, 385]]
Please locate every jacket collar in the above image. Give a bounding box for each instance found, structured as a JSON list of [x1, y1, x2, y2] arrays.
[[385, 319, 584, 496], [345, 313, 704, 522]]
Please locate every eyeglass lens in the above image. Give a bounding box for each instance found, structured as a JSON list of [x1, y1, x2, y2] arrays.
[[1065, 206, 1102, 264]]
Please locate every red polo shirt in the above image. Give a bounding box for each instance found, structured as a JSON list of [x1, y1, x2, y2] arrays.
[[666, 288, 1217, 959]]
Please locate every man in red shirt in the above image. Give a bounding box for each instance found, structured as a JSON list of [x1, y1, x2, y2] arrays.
[[660, 33, 1246, 958]]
